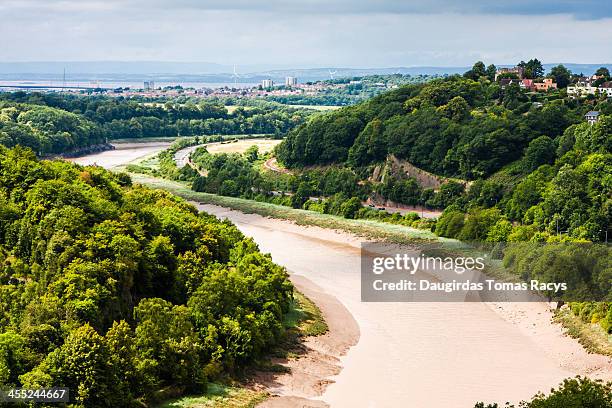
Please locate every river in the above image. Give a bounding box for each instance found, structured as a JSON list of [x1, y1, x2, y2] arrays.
[[72, 142, 612, 407]]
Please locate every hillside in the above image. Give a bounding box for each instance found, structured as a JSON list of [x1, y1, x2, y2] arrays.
[[277, 75, 605, 179], [0, 93, 312, 149], [0, 147, 293, 406], [0, 102, 104, 155], [276, 72, 611, 242]]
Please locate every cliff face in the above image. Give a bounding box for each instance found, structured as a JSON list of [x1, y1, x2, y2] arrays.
[[371, 155, 469, 191]]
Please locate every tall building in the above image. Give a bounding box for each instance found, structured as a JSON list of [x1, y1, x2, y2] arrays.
[[144, 81, 155, 91], [262, 79, 274, 88], [285, 76, 297, 87]]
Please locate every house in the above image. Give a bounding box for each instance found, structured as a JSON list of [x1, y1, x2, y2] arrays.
[[520, 79, 534, 90], [495, 66, 525, 81], [533, 78, 557, 92], [599, 81, 612, 97], [567, 83, 598, 97], [585, 111, 600, 125]]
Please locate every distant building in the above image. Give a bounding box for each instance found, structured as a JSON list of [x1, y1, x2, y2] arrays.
[[599, 81, 612, 97], [533, 78, 557, 92], [567, 83, 597, 97], [285, 76, 297, 87], [144, 81, 155, 91], [262, 79, 274, 88], [585, 111, 600, 125], [567, 80, 612, 98], [495, 66, 525, 81]]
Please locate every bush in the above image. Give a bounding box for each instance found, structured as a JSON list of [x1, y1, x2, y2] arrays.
[[475, 376, 612, 408]]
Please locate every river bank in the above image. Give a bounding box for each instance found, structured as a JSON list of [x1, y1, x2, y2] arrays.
[[188, 201, 611, 407], [67, 141, 172, 168], [44, 142, 115, 159], [69, 141, 612, 407]]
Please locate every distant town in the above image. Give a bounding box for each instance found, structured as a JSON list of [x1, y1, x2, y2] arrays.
[[1, 61, 610, 108]]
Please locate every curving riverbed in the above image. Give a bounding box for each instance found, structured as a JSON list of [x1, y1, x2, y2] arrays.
[[73, 142, 612, 407]]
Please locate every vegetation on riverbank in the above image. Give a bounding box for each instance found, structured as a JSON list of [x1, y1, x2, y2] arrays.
[[0, 147, 307, 407], [554, 308, 612, 357], [153, 287, 327, 408], [130, 174, 441, 245], [475, 376, 612, 408], [0, 92, 314, 154], [156, 383, 268, 408]]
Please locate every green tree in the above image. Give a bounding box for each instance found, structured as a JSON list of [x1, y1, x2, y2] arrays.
[[595, 67, 610, 80], [485, 64, 497, 81], [21, 324, 120, 407], [523, 136, 556, 172], [549, 64, 572, 88], [340, 197, 362, 219]]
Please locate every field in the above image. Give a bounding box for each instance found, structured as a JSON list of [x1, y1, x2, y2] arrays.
[[206, 139, 282, 155]]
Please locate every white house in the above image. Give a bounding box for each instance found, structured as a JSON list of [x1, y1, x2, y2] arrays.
[[567, 83, 597, 97], [585, 111, 600, 125]]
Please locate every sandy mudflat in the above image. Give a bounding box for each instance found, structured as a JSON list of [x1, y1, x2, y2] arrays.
[[255, 275, 359, 408], [67, 141, 171, 168], [68, 140, 611, 407], [195, 203, 612, 408]]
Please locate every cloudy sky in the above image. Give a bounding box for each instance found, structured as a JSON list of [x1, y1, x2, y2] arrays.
[[1, 0, 611, 68]]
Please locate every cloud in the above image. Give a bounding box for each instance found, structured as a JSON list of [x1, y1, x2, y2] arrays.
[[0, 1, 611, 66], [5, 0, 612, 18]]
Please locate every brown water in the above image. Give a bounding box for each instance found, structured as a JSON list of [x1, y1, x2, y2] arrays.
[[74, 146, 612, 407], [195, 204, 611, 408]]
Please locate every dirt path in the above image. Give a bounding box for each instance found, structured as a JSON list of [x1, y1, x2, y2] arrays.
[[263, 157, 292, 174]]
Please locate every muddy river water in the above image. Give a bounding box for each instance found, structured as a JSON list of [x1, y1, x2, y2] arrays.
[[73, 142, 612, 407]]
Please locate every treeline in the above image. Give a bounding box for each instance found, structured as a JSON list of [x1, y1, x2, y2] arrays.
[[0, 92, 311, 142], [0, 102, 104, 155], [0, 147, 293, 406]]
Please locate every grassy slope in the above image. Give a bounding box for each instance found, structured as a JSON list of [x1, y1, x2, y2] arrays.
[[156, 384, 267, 408], [553, 309, 612, 357]]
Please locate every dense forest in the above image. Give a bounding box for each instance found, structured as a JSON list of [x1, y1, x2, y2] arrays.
[[0, 147, 293, 406], [0, 102, 104, 155], [277, 74, 599, 178], [0, 92, 311, 155], [276, 63, 611, 243]]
